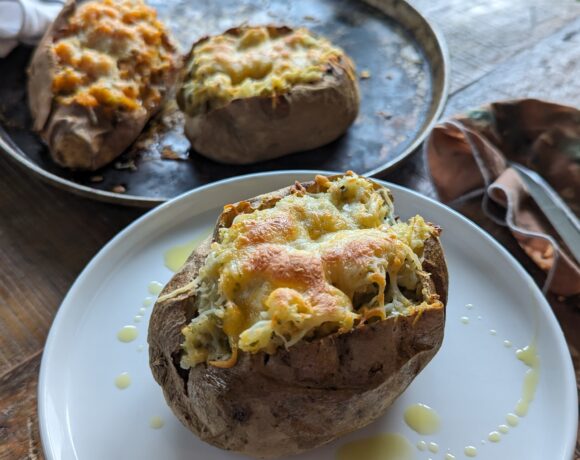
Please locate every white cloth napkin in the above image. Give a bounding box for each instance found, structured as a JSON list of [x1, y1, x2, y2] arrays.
[[0, 0, 64, 57]]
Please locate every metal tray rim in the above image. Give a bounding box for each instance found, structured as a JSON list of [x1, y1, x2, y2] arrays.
[[364, 0, 449, 177]]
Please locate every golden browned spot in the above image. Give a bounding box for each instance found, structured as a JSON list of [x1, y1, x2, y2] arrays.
[[234, 213, 297, 247], [241, 244, 323, 289]]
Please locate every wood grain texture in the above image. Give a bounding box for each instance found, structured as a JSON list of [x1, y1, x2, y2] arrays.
[[0, 354, 41, 460], [444, 16, 580, 114], [0, 156, 144, 377], [410, 0, 580, 93], [0, 1, 579, 458]]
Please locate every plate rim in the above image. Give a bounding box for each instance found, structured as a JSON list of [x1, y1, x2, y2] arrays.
[[38, 170, 577, 460], [0, 0, 449, 207]]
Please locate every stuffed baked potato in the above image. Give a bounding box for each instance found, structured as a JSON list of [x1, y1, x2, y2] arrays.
[[27, 0, 179, 170], [148, 172, 447, 458], [176, 26, 360, 164]]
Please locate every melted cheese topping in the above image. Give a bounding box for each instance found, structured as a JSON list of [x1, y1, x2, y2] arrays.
[[51, 0, 177, 112], [179, 173, 442, 369], [178, 26, 354, 116]]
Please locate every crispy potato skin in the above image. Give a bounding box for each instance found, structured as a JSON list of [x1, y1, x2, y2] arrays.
[[27, 0, 178, 171], [178, 28, 360, 164], [148, 177, 448, 458]]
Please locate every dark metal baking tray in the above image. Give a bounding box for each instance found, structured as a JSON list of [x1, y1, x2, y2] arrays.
[[0, 0, 448, 207]]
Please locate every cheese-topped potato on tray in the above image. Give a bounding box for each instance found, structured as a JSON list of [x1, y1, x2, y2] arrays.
[[28, 0, 179, 170], [177, 26, 360, 164]]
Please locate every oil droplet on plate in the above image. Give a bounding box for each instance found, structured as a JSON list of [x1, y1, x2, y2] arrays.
[[489, 329, 497, 335], [143, 297, 154, 307], [506, 413, 519, 426], [460, 316, 469, 324], [150, 416, 164, 429], [465, 303, 474, 309], [515, 370, 540, 416], [488, 431, 501, 442], [514, 340, 540, 417], [337, 433, 415, 460], [148, 281, 164, 296], [444, 454, 456, 460], [428, 442, 439, 453], [134, 315, 143, 323], [517, 341, 539, 366], [137, 345, 144, 352], [164, 234, 209, 272], [117, 325, 138, 343], [464, 445, 477, 457], [498, 424, 509, 434], [115, 372, 131, 389], [503, 340, 512, 348], [416, 440, 427, 451], [403, 403, 440, 435]]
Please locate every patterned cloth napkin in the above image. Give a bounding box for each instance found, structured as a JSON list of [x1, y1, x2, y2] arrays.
[[0, 0, 64, 58], [425, 99, 580, 297]]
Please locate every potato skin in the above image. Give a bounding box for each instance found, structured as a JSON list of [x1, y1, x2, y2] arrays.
[[27, 0, 178, 171], [178, 28, 360, 164], [148, 177, 448, 458]]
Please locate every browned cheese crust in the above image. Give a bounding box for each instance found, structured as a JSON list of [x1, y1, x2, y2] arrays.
[[148, 176, 448, 458]]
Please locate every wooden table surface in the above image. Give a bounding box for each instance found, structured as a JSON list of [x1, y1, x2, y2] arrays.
[[1, 1, 580, 458]]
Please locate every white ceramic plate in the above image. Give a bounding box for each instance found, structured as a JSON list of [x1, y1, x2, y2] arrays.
[[39, 171, 577, 460]]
